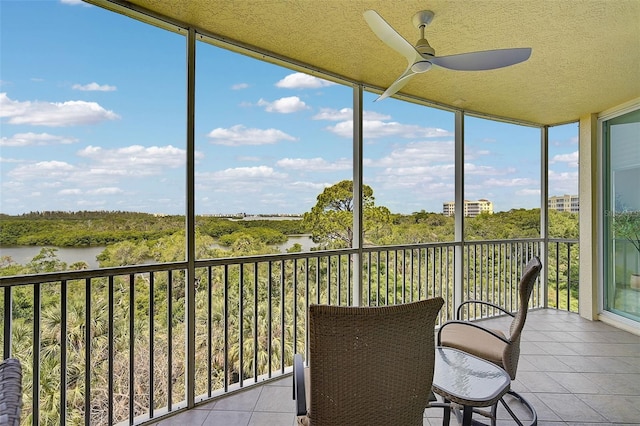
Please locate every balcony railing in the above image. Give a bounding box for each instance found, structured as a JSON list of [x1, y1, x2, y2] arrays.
[[0, 238, 578, 425]]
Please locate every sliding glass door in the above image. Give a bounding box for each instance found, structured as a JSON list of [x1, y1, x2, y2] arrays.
[[603, 107, 640, 322]]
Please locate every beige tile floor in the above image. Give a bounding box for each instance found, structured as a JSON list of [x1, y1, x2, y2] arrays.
[[150, 309, 640, 425]]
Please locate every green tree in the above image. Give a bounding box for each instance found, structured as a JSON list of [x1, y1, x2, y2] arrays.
[[302, 180, 391, 248], [25, 247, 67, 273], [97, 240, 150, 267], [548, 210, 579, 238], [613, 210, 640, 256]]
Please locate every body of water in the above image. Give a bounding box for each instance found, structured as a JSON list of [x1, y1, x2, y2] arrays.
[[1, 246, 106, 269], [276, 235, 315, 252], [1, 235, 316, 269]]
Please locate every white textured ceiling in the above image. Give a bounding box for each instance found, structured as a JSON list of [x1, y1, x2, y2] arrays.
[[104, 0, 639, 125]]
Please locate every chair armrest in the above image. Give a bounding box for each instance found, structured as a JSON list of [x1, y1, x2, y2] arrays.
[[437, 320, 512, 346], [456, 300, 515, 320], [293, 353, 307, 416]]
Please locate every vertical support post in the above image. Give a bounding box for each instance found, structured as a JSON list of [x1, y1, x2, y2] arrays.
[[454, 111, 464, 311], [578, 114, 599, 320], [185, 26, 197, 407], [541, 125, 549, 308], [352, 84, 364, 307]]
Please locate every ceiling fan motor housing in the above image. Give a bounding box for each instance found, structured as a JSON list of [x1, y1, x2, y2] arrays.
[[415, 38, 435, 56]]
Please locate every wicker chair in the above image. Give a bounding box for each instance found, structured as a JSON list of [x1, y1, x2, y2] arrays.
[[293, 297, 444, 426], [437, 255, 542, 425], [0, 358, 22, 426]]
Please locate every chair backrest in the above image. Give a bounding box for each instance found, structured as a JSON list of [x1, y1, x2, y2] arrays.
[[504, 255, 542, 378], [307, 297, 444, 426], [0, 357, 22, 426]]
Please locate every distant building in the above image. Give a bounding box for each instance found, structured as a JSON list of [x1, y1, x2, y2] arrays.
[[443, 201, 455, 217], [548, 194, 579, 213], [443, 199, 494, 217]]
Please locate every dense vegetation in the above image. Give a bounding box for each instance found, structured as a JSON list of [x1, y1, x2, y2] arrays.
[[0, 211, 307, 248], [0, 185, 579, 425], [1, 206, 577, 255]]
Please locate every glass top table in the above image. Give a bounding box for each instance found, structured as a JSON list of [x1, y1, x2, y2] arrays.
[[432, 346, 511, 426]]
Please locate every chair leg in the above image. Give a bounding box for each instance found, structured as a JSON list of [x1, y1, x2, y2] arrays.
[[490, 402, 498, 426], [442, 398, 451, 425], [498, 390, 537, 426], [462, 406, 473, 425]]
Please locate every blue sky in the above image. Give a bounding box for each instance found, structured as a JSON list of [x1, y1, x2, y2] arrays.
[[0, 0, 579, 216]]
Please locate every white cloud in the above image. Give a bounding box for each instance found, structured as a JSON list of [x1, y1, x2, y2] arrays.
[[231, 83, 249, 90], [368, 141, 455, 168], [9, 160, 76, 180], [548, 170, 579, 194], [60, 0, 87, 5], [275, 73, 335, 89], [58, 188, 82, 195], [72, 82, 117, 92], [5, 145, 192, 203], [0, 157, 23, 163], [87, 187, 123, 195], [551, 150, 578, 168], [0, 93, 120, 127], [312, 107, 391, 121], [207, 124, 297, 145], [516, 188, 541, 196], [464, 163, 502, 176], [288, 181, 331, 191], [195, 166, 290, 199], [276, 157, 351, 172], [327, 119, 453, 139], [383, 164, 455, 176], [257, 96, 310, 113], [77, 200, 107, 207], [77, 145, 190, 174], [211, 166, 287, 180], [483, 177, 538, 187], [1, 132, 78, 147]]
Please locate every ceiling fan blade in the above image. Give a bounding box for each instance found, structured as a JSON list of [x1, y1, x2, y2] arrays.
[[363, 10, 421, 66], [375, 66, 417, 102], [430, 48, 532, 71]]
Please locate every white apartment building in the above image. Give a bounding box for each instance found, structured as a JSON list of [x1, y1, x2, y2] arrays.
[[548, 194, 580, 213], [443, 199, 494, 217]]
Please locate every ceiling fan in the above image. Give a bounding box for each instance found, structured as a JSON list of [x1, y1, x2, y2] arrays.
[[363, 10, 532, 101]]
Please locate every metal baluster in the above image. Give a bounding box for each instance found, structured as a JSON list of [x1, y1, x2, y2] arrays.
[[85, 278, 91, 426], [280, 260, 285, 374], [129, 273, 135, 425], [108, 276, 114, 425], [167, 271, 173, 410], [224, 264, 229, 390], [207, 266, 212, 396], [253, 263, 258, 382], [239, 264, 244, 387], [59, 281, 66, 426], [148, 272, 155, 416]]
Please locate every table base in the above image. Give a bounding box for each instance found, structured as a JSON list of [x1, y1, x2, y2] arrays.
[[429, 389, 537, 426]]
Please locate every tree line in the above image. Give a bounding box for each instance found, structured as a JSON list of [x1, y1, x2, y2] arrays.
[[0, 211, 308, 248], [1, 183, 578, 254]]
